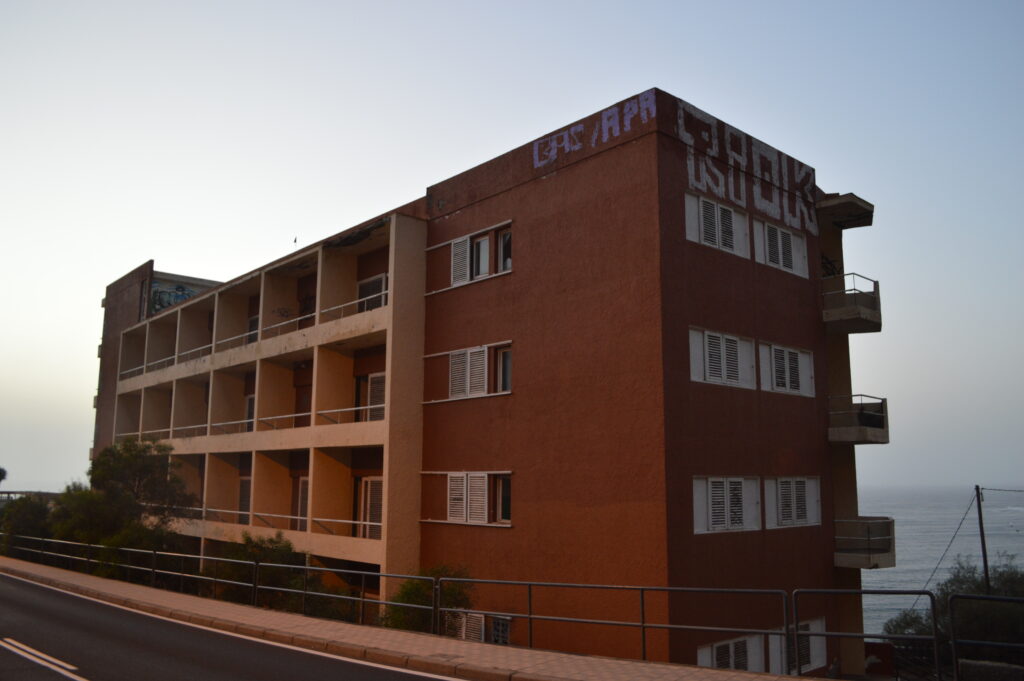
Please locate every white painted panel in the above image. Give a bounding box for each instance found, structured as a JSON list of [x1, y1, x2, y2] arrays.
[[733, 211, 750, 259], [799, 351, 815, 397], [764, 479, 778, 529], [685, 194, 700, 243], [807, 478, 821, 525], [451, 237, 470, 285], [743, 477, 761, 530], [758, 344, 771, 391], [808, 618, 826, 671], [697, 646, 712, 667], [739, 338, 756, 389], [689, 329, 705, 382], [768, 633, 786, 675], [793, 232, 809, 278], [747, 635, 765, 672], [752, 220, 765, 263], [692, 477, 708, 533]]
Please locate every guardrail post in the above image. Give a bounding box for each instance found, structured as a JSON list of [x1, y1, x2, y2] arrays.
[[527, 583, 534, 649], [301, 565, 309, 616], [251, 560, 260, 606], [432, 578, 440, 635], [359, 573, 366, 625], [151, 550, 158, 586], [639, 587, 647, 661], [948, 594, 959, 681], [179, 554, 185, 593]]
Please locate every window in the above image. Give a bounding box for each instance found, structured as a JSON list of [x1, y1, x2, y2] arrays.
[[238, 476, 251, 525], [769, 619, 826, 674], [472, 236, 490, 278], [448, 472, 509, 524], [490, 616, 511, 645], [246, 315, 259, 344], [497, 230, 512, 272], [753, 220, 808, 277], [292, 476, 309, 531], [495, 346, 512, 392], [759, 343, 814, 397], [359, 476, 383, 539], [765, 478, 820, 528], [448, 225, 512, 287], [357, 274, 388, 312], [367, 372, 385, 421], [245, 395, 255, 432], [684, 194, 750, 258], [698, 635, 764, 672], [689, 329, 755, 389], [494, 474, 511, 523], [447, 345, 511, 399], [446, 612, 484, 641], [693, 477, 760, 533]]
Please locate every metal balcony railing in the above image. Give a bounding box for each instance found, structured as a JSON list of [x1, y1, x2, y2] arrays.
[[139, 428, 170, 440], [319, 290, 389, 323], [118, 365, 144, 380], [261, 312, 316, 340], [214, 329, 259, 352], [315, 404, 385, 424], [177, 344, 213, 363], [209, 418, 254, 435], [257, 412, 312, 430], [822, 273, 881, 333], [828, 394, 888, 444], [171, 424, 208, 438], [145, 355, 175, 372], [834, 516, 895, 569]]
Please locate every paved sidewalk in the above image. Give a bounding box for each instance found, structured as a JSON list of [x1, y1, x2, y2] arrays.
[[0, 556, 786, 681]]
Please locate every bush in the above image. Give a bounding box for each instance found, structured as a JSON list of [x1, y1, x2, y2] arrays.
[[383, 565, 473, 633]]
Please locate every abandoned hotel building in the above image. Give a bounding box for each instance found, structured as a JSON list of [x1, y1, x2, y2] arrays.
[[93, 89, 890, 672]]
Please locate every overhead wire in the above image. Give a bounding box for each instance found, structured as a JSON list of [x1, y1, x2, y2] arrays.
[[910, 493, 977, 611]]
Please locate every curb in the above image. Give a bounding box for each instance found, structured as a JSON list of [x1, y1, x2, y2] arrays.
[[0, 565, 565, 681]]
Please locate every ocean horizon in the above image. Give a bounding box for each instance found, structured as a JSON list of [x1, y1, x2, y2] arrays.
[[858, 483, 1024, 634]]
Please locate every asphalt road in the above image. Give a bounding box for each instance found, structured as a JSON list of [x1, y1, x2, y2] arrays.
[[0, 573, 446, 681]]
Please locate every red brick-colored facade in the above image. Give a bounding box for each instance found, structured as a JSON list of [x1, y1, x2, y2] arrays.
[[95, 89, 888, 671]]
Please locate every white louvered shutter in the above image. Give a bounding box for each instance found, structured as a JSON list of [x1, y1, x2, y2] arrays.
[[794, 479, 807, 523], [709, 479, 727, 530], [714, 643, 731, 669], [766, 224, 780, 266], [724, 336, 739, 383], [467, 347, 487, 396], [780, 230, 794, 270], [464, 613, 485, 641], [363, 477, 383, 539], [719, 206, 735, 251], [701, 199, 718, 246], [449, 350, 468, 398], [728, 478, 744, 528], [368, 373, 385, 421], [705, 332, 723, 382], [447, 474, 466, 521], [467, 473, 488, 523], [733, 639, 749, 671], [787, 350, 800, 391], [778, 479, 794, 524], [773, 347, 787, 390], [451, 237, 470, 285]]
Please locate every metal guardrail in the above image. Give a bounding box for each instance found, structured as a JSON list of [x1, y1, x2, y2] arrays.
[[257, 412, 312, 430], [118, 365, 144, 380], [315, 404, 385, 424], [261, 313, 316, 339], [949, 594, 1024, 681], [320, 290, 389, 323], [177, 344, 213, 363], [6, 532, 1014, 675], [829, 394, 888, 430], [793, 589, 943, 679], [145, 355, 175, 372], [209, 418, 254, 435], [214, 329, 259, 352], [822, 272, 879, 310]]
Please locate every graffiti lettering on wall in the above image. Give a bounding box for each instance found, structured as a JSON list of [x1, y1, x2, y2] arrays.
[[533, 89, 657, 169], [150, 281, 198, 314], [676, 99, 818, 235]]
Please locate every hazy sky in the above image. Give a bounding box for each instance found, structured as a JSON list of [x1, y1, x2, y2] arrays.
[[1, 1, 1021, 492]]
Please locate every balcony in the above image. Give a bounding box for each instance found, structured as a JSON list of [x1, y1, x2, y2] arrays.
[[835, 516, 895, 569], [828, 394, 888, 444], [823, 273, 882, 334]]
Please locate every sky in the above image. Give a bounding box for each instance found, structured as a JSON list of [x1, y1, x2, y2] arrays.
[[0, 0, 1022, 492]]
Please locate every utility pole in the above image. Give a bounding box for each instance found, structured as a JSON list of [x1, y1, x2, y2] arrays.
[[975, 485, 991, 594]]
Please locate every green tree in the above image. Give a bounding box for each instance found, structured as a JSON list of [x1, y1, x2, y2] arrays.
[[0, 494, 52, 553], [885, 554, 1024, 666], [383, 565, 473, 633], [0, 466, 6, 487]]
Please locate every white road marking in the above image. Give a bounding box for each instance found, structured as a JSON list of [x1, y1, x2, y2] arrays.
[[0, 572, 458, 680], [0, 638, 90, 681], [4, 637, 79, 670]]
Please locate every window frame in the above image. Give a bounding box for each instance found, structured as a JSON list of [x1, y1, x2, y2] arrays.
[[684, 193, 750, 258], [765, 477, 821, 529], [495, 346, 512, 392], [689, 328, 756, 390], [496, 229, 512, 273], [693, 476, 761, 534], [759, 343, 814, 397], [447, 472, 510, 526]]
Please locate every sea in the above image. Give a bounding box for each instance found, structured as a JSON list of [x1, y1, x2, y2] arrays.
[[858, 485, 1024, 634]]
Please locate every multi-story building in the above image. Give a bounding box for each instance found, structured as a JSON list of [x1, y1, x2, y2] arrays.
[[93, 88, 891, 673]]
